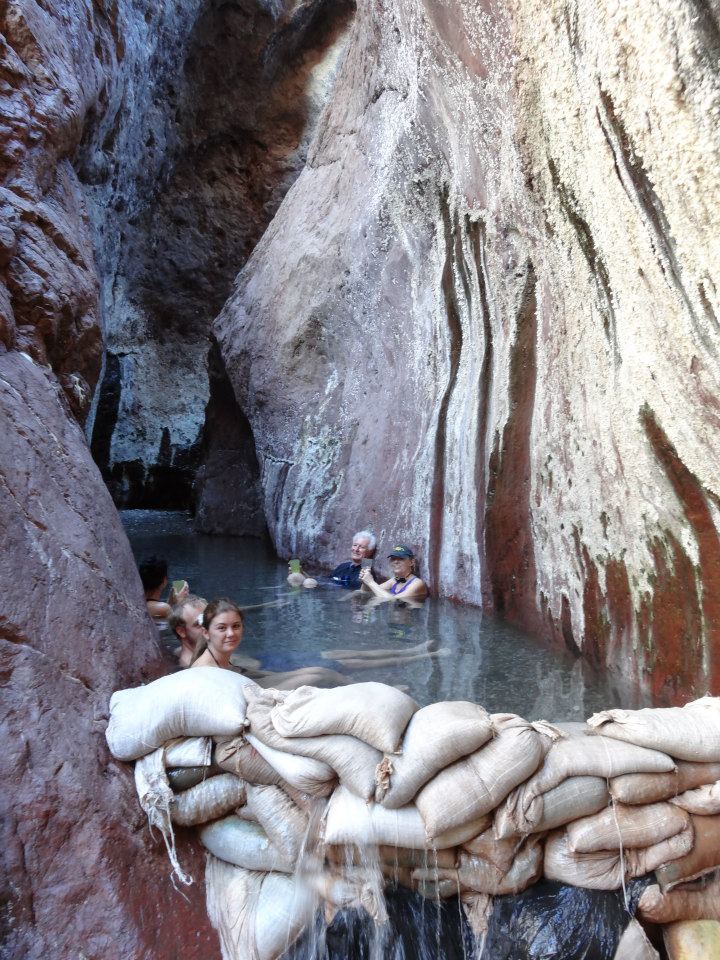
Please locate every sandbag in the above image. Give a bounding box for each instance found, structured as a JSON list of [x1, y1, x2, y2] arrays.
[[417, 838, 543, 896], [244, 784, 309, 862], [663, 920, 720, 959], [325, 843, 457, 870], [416, 714, 555, 839], [587, 697, 720, 762], [638, 874, 720, 923], [519, 732, 675, 806], [167, 766, 212, 792], [567, 802, 691, 854], [374, 701, 493, 808], [206, 855, 316, 960], [171, 773, 246, 827], [610, 762, 720, 805], [215, 736, 285, 786], [270, 682, 418, 754], [107, 668, 256, 761], [463, 828, 524, 874], [670, 780, 720, 815], [200, 815, 295, 873], [164, 736, 212, 768], [245, 687, 381, 800], [612, 918, 660, 959], [495, 776, 609, 838], [323, 785, 489, 850], [656, 814, 720, 891], [544, 827, 694, 890], [134, 748, 192, 885], [246, 733, 336, 797]]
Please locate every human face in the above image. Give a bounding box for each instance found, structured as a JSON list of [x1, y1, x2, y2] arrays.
[[206, 610, 244, 657], [351, 537, 371, 564], [178, 602, 206, 647], [389, 556, 413, 580]]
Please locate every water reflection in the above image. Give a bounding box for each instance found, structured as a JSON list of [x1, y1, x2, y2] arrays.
[[122, 511, 644, 719]]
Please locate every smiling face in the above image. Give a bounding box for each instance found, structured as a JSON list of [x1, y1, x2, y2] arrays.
[[176, 601, 207, 648], [351, 536, 371, 564], [389, 556, 413, 580], [205, 610, 244, 658]]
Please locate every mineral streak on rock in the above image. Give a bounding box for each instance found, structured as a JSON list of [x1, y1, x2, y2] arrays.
[[217, 0, 720, 701]]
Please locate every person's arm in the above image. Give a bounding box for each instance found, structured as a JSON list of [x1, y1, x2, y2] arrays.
[[358, 568, 396, 600], [399, 578, 428, 601], [147, 599, 172, 619]]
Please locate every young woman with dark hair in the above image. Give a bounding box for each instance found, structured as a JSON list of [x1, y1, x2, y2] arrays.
[[190, 598, 245, 669]]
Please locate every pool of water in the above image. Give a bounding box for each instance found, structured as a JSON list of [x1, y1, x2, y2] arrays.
[[122, 510, 645, 720]]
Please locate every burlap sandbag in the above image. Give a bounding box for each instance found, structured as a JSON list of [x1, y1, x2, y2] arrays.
[[171, 773, 246, 827], [107, 668, 257, 761], [200, 815, 295, 873], [670, 780, 720, 815], [567, 802, 691, 854], [656, 815, 720, 891], [415, 714, 557, 839], [246, 733, 336, 797], [413, 837, 542, 897], [205, 855, 316, 960], [495, 775, 609, 838], [463, 828, 524, 873], [270, 682, 418, 754], [638, 874, 720, 923], [323, 785, 490, 849], [587, 697, 720, 762], [544, 826, 694, 890], [245, 687, 381, 800], [215, 736, 285, 786], [243, 784, 309, 863], [612, 918, 660, 960], [375, 701, 493, 808], [325, 843, 458, 870], [610, 761, 720, 805], [164, 736, 213, 768]]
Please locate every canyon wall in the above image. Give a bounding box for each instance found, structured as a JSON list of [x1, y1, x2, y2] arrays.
[[81, 0, 353, 518], [216, 0, 720, 701]]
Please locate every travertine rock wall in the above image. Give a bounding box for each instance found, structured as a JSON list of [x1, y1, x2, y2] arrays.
[[217, 0, 720, 701]]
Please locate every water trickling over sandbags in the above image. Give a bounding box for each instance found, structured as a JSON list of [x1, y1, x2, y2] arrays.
[[105, 672, 720, 959]]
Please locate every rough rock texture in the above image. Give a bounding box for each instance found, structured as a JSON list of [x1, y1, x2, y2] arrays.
[[80, 0, 354, 514], [0, 3, 218, 955], [216, 0, 720, 701], [0, 353, 215, 959]]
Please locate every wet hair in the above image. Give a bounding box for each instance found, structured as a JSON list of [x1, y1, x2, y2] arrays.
[[353, 529, 377, 554], [191, 599, 244, 664], [168, 595, 208, 637], [138, 556, 168, 592]]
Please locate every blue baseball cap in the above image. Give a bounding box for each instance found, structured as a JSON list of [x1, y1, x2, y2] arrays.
[[387, 545, 414, 559]]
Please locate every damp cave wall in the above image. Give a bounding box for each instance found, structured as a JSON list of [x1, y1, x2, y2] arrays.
[[215, 0, 720, 702]]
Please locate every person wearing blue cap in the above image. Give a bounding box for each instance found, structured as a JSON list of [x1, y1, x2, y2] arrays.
[[359, 544, 428, 602]]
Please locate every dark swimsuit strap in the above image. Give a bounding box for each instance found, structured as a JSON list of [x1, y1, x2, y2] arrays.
[[390, 575, 416, 596]]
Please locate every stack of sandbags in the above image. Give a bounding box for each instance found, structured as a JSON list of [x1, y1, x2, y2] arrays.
[[107, 674, 720, 960], [544, 803, 694, 890], [495, 729, 676, 838]]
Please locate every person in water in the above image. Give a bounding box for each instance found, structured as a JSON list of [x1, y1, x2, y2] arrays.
[[300, 529, 377, 589], [359, 544, 429, 602], [139, 555, 189, 620], [168, 595, 208, 667], [190, 598, 243, 669]]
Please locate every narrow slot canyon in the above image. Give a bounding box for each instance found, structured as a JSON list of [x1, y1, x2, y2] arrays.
[[2, 0, 720, 956]]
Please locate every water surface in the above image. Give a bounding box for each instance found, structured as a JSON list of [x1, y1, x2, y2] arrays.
[[122, 510, 643, 720]]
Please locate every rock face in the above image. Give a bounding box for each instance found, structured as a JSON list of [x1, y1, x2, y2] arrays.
[[0, 353, 215, 959], [0, 3, 214, 955], [80, 0, 354, 515], [216, 0, 720, 701]]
